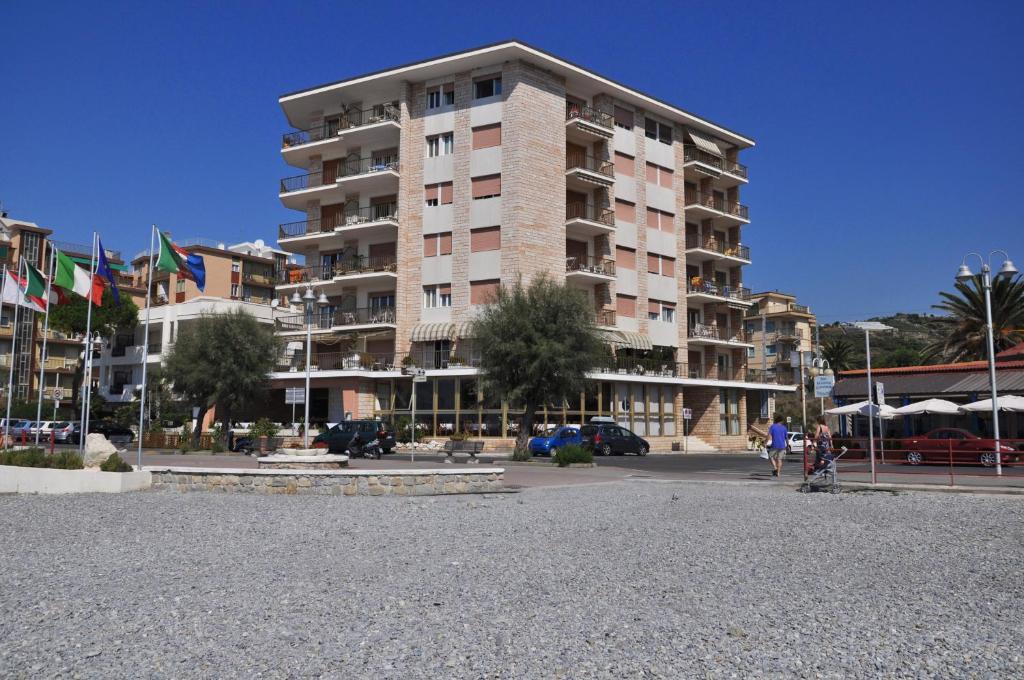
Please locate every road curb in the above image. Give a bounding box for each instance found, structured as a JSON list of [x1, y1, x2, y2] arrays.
[[624, 476, 1024, 496]]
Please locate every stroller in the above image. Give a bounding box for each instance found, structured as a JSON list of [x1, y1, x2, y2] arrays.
[[800, 445, 849, 494]]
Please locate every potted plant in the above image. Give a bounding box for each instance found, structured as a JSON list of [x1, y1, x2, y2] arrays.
[[250, 418, 280, 454]]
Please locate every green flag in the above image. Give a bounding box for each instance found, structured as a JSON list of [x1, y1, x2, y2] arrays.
[[53, 249, 95, 298], [156, 231, 185, 273], [23, 263, 46, 301]]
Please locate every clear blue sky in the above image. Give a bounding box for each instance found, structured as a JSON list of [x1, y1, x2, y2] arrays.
[[2, 0, 1022, 322]]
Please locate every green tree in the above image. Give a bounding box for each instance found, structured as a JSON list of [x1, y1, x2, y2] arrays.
[[47, 289, 139, 416], [821, 338, 855, 373], [470, 276, 611, 459], [163, 310, 278, 448], [924, 274, 1024, 362]]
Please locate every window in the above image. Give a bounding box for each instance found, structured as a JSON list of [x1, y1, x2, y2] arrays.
[[470, 279, 500, 305], [766, 320, 776, 332], [423, 232, 452, 257], [427, 90, 441, 109], [427, 133, 453, 157], [231, 260, 240, 273], [647, 254, 675, 277], [644, 118, 672, 144], [176, 280, 185, 293], [616, 294, 637, 318], [427, 83, 454, 109], [614, 106, 633, 130], [765, 344, 777, 356], [661, 304, 676, 323], [645, 163, 673, 188], [471, 174, 501, 199], [470, 226, 500, 252], [747, 347, 756, 358], [471, 123, 501, 149], [647, 302, 660, 321], [443, 83, 455, 106], [230, 283, 238, 297], [719, 389, 740, 435], [645, 208, 675, 232], [614, 152, 634, 176], [474, 76, 502, 99], [614, 199, 636, 223], [369, 293, 395, 310], [615, 246, 636, 270], [425, 182, 453, 206], [423, 284, 452, 308]]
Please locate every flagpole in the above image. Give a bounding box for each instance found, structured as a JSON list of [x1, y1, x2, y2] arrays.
[[136, 225, 157, 470], [1, 263, 10, 446], [34, 243, 55, 445], [79, 232, 98, 454], [5, 259, 23, 448]]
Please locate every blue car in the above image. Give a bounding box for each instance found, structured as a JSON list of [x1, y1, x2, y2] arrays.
[[529, 426, 582, 456]]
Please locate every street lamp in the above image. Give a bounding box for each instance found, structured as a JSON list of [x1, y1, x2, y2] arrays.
[[79, 331, 104, 453], [956, 250, 1018, 476], [846, 321, 894, 484], [808, 357, 834, 416], [292, 287, 328, 448]]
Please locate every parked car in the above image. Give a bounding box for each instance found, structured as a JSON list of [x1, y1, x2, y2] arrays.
[[787, 432, 805, 454], [66, 421, 135, 445], [313, 420, 395, 454], [579, 422, 649, 456], [900, 428, 1019, 466], [10, 420, 34, 438], [31, 421, 56, 436], [52, 421, 75, 443], [529, 426, 581, 457]]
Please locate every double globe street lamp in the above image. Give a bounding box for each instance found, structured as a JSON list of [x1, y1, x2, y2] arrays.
[[956, 251, 1018, 476], [290, 286, 328, 448]]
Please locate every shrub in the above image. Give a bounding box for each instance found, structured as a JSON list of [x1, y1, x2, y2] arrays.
[[100, 453, 133, 472], [52, 450, 84, 470], [0, 448, 84, 470], [179, 421, 193, 452], [449, 431, 469, 442], [250, 418, 279, 439], [553, 444, 593, 467]]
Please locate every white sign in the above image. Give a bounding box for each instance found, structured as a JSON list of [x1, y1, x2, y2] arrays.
[[412, 370, 427, 383], [52, 387, 64, 401], [285, 387, 305, 404], [786, 416, 792, 424], [875, 382, 885, 406], [682, 408, 693, 420], [814, 375, 835, 398]]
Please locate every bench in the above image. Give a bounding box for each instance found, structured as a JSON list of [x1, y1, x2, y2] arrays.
[[442, 439, 485, 462]]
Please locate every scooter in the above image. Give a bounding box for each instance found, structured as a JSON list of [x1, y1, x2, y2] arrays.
[[346, 433, 382, 459]]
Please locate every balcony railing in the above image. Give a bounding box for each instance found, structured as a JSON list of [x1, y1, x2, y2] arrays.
[[791, 303, 810, 314], [683, 147, 748, 180], [687, 279, 751, 301], [282, 105, 400, 149], [566, 256, 615, 277], [276, 307, 397, 331], [50, 240, 122, 261], [684, 235, 750, 260], [241, 271, 278, 286], [280, 156, 400, 194], [688, 324, 747, 343], [43, 357, 77, 371], [592, 356, 687, 378], [566, 152, 614, 177], [684, 190, 749, 221], [594, 309, 616, 327], [565, 103, 613, 129], [565, 202, 615, 227], [278, 352, 400, 372], [282, 254, 398, 285], [279, 203, 399, 238], [406, 348, 482, 370]]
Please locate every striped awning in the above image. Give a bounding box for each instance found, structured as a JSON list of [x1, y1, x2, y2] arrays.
[[687, 129, 723, 157], [597, 329, 622, 346], [612, 331, 653, 351], [410, 323, 453, 342], [453, 321, 476, 338]]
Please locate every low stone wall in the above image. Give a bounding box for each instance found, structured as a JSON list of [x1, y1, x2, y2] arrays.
[[0, 465, 152, 495], [149, 466, 504, 496]]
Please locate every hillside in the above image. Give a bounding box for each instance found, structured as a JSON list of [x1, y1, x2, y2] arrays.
[[817, 313, 956, 370]]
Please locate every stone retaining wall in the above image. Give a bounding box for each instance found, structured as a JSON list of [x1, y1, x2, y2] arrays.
[[149, 467, 504, 496]]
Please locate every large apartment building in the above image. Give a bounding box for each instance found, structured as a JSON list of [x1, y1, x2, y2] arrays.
[[271, 41, 792, 448], [745, 291, 817, 384]]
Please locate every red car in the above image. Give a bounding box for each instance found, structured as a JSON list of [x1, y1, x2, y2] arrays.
[[900, 428, 1020, 466]]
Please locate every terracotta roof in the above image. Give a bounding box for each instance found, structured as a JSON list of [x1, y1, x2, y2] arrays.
[[996, 341, 1024, 359], [840, 359, 1024, 377]]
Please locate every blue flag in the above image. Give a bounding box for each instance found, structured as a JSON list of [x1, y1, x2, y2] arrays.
[[186, 252, 206, 292], [97, 239, 120, 305]]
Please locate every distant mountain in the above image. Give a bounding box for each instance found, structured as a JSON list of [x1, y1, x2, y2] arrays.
[[818, 313, 956, 370]]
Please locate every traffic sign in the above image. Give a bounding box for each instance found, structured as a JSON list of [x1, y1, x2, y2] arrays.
[[52, 387, 64, 401], [412, 368, 427, 383], [285, 387, 305, 404], [813, 375, 835, 398], [875, 382, 885, 406], [682, 408, 693, 420]]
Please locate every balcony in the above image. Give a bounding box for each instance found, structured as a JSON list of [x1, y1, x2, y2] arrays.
[[43, 356, 78, 372], [565, 152, 614, 189], [565, 202, 615, 236], [592, 356, 687, 378], [682, 147, 748, 186], [276, 307, 397, 334], [565, 255, 615, 283], [279, 203, 399, 242], [686, 279, 753, 306], [50, 240, 122, 261], [241, 270, 278, 287], [279, 254, 398, 288], [281, 105, 401, 166], [684, 235, 751, 263], [279, 155, 400, 210], [594, 309, 616, 328], [687, 323, 753, 346], [565, 103, 613, 142], [406, 347, 482, 370], [684, 189, 749, 225], [278, 351, 401, 373]]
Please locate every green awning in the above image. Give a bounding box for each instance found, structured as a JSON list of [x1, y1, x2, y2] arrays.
[[69, 256, 128, 272]]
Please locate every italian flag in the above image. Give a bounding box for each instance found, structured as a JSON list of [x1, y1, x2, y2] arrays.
[[54, 249, 104, 304], [21, 263, 48, 310], [1, 269, 45, 312], [157, 231, 188, 273]]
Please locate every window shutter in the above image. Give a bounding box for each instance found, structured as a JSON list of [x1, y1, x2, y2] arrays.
[[472, 124, 501, 149], [440, 181, 453, 204], [425, 184, 438, 201], [439, 232, 452, 256], [614, 199, 636, 223], [471, 174, 501, 198]]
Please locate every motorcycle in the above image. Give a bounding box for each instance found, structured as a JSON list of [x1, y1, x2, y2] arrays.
[[345, 432, 383, 460]]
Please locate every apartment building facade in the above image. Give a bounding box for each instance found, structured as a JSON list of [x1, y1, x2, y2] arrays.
[[94, 239, 290, 404], [744, 291, 817, 384], [271, 41, 792, 447]]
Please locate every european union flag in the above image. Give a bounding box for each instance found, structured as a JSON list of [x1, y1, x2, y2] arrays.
[[97, 238, 120, 305]]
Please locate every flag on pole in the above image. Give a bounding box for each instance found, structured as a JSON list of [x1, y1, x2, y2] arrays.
[[21, 263, 48, 310], [1, 270, 44, 312], [54, 249, 95, 300], [96, 240, 120, 305], [156, 231, 205, 292]]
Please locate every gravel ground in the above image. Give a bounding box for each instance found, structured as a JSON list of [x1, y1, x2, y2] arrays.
[[0, 483, 1022, 679]]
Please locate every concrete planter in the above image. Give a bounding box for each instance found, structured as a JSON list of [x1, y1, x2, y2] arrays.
[[0, 465, 151, 494]]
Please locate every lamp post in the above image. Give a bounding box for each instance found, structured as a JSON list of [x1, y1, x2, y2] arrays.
[[848, 321, 894, 485], [956, 251, 1018, 476], [291, 287, 328, 448], [808, 357, 833, 416]]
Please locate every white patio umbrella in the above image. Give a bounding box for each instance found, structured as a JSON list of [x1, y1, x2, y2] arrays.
[[959, 395, 1024, 413], [892, 398, 963, 416], [826, 400, 870, 415], [826, 400, 898, 418]]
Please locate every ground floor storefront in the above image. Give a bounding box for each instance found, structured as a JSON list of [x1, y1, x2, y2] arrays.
[[267, 371, 788, 450]]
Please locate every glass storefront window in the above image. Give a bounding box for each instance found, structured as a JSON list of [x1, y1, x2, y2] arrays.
[[394, 381, 411, 411], [437, 378, 456, 410], [415, 380, 433, 411]]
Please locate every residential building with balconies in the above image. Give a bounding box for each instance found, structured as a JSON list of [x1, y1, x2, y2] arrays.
[[744, 291, 818, 384], [271, 41, 793, 448]]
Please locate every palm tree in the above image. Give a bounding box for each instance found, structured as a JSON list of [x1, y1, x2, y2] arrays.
[[822, 338, 855, 373], [924, 274, 1024, 362]]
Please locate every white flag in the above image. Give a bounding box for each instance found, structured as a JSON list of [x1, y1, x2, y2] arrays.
[[1, 271, 44, 312]]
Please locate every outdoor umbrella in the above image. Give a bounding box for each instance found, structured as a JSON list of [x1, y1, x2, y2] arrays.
[[825, 401, 898, 418], [959, 395, 1024, 413], [892, 398, 963, 416], [826, 400, 870, 415]]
